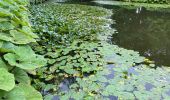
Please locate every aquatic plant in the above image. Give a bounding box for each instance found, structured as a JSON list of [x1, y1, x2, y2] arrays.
[[29, 3, 114, 98], [29, 2, 170, 100]]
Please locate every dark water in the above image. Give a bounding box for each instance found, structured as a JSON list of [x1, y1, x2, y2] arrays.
[[61, 1, 170, 66], [111, 8, 170, 66]]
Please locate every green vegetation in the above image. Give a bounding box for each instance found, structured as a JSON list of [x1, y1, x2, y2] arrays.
[[29, 2, 170, 100], [1, 0, 170, 100], [30, 0, 49, 4], [0, 0, 46, 99], [29, 3, 113, 96], [93, 1, 170, 10], [119, 0, 170, 4]]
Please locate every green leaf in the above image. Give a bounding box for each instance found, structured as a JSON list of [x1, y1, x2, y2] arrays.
[[4, 45, 47, 70], [105, 85, 116, 94], [0, 21, 14, 30], [0, 8, 13, 17], [44, 94, 53, 100], [0, 90, 6, 98], [0, 68, 15, 91], [18, 84, 43, 100], [0, 40, 3, 48], [14, 0, 28, 5], [0, 58, 10, 70], [12, 68, 30, 84], [97, 76, 108, 83], [10, 30, 36, 44], [20, 26, 38, 38], [0, 32, 12, 42], [0, 41, 15, 53], [0, 18, 8, 22], [3, 86, 26, 100]]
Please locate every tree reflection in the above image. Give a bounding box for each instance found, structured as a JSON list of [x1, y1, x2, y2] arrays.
[[111, 8, 170, 66]]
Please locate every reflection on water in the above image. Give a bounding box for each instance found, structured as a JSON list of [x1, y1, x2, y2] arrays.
[[111, 8, 170, 66], [145, 83, 155, 91]]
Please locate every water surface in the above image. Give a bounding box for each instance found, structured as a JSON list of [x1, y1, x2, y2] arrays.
[[62, 1, 170, 66], [111, 8, 170, 66]]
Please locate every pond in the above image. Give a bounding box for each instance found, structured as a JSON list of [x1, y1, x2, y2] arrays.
[[63, 1, 170, 66], [30, 1, 170, 99], [111, 7, 170, 66]]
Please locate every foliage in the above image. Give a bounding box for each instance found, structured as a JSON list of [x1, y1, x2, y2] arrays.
[[30, 0, 49, 5], [29, 2, 170, 100], [29, 3, 114, 98], [117, 0, 169, 4], [50, 43, 170, 100], [4, 45, 46, 70], [0, 68, 15, 91], [93, 1, 170, 10], [0, 0, 46, 99], [0, 84, 42, 100], [29, 3, 113, 75], [4, 0, 169, 99], [30, 3, 112, 46]]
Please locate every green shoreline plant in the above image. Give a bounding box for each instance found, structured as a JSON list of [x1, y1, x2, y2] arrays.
[[0, 0, 46, 99]]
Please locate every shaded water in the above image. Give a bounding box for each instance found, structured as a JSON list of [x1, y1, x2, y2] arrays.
[[61, 1, 170, 66], [111, 8, 170, 66], [53, 2, 170, 95]]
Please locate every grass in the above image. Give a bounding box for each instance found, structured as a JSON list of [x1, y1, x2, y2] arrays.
[[93, 0, 170, 10]]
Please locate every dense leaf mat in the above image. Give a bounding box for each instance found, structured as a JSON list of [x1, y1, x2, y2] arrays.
[[0, 0, 46, 99], [30, 3, 170, 100]]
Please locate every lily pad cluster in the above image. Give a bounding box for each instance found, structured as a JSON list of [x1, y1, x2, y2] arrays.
[[29, 3, 114, 98], [53, 43, 170, 100], [0, 0, 46, 99], [29, 2, 170, 100], [30, 3, 113, 46]]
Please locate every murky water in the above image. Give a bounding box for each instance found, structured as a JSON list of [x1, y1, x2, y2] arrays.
[[111, 8, 170, 66], [62, 1, 170, 66]]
